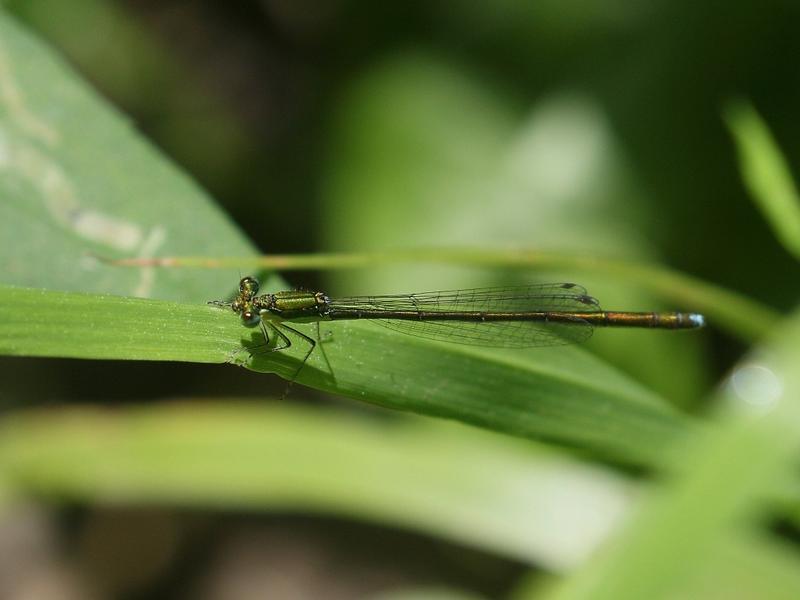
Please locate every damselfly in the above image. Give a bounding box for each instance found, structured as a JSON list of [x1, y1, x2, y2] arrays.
[[210, 277, 704, 378]]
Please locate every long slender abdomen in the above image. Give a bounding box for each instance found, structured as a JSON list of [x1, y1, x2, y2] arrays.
[[328, 309, 704, 329]]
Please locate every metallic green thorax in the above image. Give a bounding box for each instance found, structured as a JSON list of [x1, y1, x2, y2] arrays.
[[270, 291, 322, 312], [255, 290, 328, 319]]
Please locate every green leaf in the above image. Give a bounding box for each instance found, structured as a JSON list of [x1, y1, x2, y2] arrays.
[[677, 534, 800, 600], [0, 284, 242, 362], [0, 11, 259, 301], [513, 533, 800, 600], [724, 99, 800, 262], [0, 283, 691, 465], [0, 401, 636, 568]]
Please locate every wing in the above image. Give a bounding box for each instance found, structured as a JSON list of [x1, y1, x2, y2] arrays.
[[328, 284, 599, 348]]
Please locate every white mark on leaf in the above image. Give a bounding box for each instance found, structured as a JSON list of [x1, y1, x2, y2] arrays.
[[0, 35, 170, 296], [8, 142, 144, 250], [0, 36, 59, 146]]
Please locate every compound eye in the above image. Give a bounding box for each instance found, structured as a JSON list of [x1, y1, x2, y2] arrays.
[[240, 277, 260, 296], [242, 310, 260, 327]]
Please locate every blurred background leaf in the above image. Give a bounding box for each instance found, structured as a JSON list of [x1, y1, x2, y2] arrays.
[[725, 99, 800, 262], [0, 401, 637, 571]]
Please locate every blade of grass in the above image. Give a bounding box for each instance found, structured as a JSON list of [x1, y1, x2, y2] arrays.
[[677, 533, 800, 600], [0, 401, 635, 569], [105, 248, 778, 343], [0, 284, 692, 465], [724, 99, 800, 262], [0, 284, 242, 362], [513, 532, 800, 600]]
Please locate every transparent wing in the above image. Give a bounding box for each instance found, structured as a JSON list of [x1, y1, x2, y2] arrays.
[[331, 283, 600, 312], [328, 284, 600, 348], [368, 316, 593, 348]]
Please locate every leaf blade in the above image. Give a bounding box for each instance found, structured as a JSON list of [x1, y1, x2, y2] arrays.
[[0, 284, 692, 465]]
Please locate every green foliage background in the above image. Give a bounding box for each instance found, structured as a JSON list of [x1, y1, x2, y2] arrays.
[[1, 1, 800, 598]]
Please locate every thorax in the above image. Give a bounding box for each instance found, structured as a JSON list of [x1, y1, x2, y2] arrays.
[[255, 290, 329, 320]]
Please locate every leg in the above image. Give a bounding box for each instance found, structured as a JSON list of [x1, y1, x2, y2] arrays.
[[226, 319, 272, 364], [277, 323, 318, 399], [314, 322, 336, 385], [279, 323, 315, 376], [229, 318, 295, 367], [268, 322, 292, 352], [247, 321, 292, 355]]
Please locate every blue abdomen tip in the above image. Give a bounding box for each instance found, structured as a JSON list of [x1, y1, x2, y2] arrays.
[[689, 313, 705, 328]]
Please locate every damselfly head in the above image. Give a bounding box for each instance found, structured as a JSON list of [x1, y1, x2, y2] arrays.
[[239, 276, 260, 297]]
